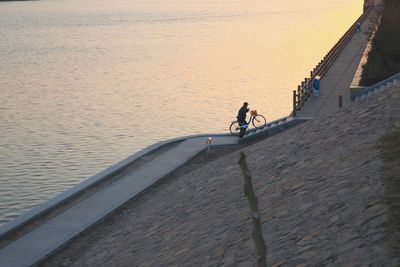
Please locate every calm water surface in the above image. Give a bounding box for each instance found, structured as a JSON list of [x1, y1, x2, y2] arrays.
[[0, 0, 362, 225]]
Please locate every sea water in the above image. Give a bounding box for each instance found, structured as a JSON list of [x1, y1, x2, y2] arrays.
[[0, 0, 363, 225]]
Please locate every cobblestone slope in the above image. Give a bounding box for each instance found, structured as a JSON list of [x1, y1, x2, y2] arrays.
[[46, 85, 400, 267]]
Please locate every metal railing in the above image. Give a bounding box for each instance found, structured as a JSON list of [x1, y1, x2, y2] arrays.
[[292, 6, 373, 116]]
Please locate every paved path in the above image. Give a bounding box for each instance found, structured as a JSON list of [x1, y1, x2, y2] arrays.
[[47, 85, 400, 267], [0, 114, 305, 267], [0, 136, 237, 267], [0, 113, 302, 267], [296, 7, 380, 118]]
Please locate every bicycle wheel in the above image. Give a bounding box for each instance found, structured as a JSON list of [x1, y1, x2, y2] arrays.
[[229, 121, 241, 135], [252, 114, 266, 129]]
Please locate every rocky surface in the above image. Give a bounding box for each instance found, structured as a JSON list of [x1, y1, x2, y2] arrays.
[[43, 85, 400, 266], [361, 0, 400, 85]]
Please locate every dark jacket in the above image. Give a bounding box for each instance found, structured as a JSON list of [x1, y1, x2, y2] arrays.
[[237, 106, 249, 123]]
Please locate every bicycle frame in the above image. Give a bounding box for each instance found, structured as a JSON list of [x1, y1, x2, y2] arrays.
[[234, 114, 256, 126], [230, 109, 266, 135]]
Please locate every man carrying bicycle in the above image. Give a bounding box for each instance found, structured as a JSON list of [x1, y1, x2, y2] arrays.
[[237, 102, 249, 138]]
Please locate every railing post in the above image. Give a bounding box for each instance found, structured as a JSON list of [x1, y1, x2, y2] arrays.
[[305, 78, 309, 92], [293, 90, 297, 117], [297, 85, 301, 100]]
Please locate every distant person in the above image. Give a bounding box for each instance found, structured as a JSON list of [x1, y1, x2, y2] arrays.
[[237, 102, 249, 138], [356, 22, 361, 33]]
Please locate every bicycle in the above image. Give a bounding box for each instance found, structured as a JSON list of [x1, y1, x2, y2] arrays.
[[229, 110, 267, 135]]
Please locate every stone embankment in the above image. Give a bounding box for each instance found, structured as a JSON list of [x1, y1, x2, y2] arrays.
[[44, 85, 400, 266]]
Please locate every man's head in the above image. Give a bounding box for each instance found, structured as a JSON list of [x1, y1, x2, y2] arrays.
[[243, 102, 249, 107]]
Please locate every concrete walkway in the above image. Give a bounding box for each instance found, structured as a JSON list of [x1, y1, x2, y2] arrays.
[[0, 115, 308, 267], [0, 136, 238, 267], [296, 7, 380, 118]]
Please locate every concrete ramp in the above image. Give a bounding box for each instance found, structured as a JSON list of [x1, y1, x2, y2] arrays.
[[0, 137, 222, 267], [0, 117, 309, 267]]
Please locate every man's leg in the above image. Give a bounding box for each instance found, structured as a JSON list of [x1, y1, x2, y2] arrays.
[[239, 122, 247, 138], [239, 127, 244, 138]]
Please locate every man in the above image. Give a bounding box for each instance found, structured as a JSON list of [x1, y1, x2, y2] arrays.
[[356, 22, 361, 33], [237, 102, 249, 138]]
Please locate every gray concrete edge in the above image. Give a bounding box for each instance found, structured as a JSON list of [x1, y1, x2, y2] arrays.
[[0, 115, 298, 240], [0, 138, 176, 239], [351, 72, 400, 100], [240, 117, 311, 143], [33, 140, 210, 267], [0, 133, 226, 240]]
